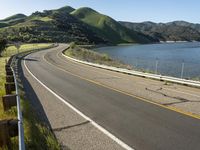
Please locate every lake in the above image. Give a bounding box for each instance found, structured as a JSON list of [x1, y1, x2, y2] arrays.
[[95, 42, 200, 79]]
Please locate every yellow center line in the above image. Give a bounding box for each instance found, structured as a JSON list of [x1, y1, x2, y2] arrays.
[[43, 51, 200, 120]]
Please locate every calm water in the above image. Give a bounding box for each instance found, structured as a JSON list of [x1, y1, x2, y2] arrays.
[[95, 42, 200, 78]]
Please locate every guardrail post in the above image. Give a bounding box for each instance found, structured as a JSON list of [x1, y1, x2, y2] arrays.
[[5, 64, 10, 70], [5, 83, 16, 95], [2, 95, 17, 111], [0, 120, 10, 148], [6, 70, 13, 76], [0, 119, 18, 148], [8, 120, 18, 138], [6, 75, 14, 83]]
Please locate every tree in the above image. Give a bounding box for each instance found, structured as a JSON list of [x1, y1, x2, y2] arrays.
[[0, 39, 7, 57]]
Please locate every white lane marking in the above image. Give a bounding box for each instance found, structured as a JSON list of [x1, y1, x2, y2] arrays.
[[24, 56, 134, 150]]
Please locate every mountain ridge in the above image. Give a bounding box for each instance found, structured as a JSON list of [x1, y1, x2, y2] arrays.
[[120, 21, 200, 42]]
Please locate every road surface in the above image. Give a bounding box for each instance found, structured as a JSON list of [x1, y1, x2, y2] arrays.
[[22, 44, 200, 150]]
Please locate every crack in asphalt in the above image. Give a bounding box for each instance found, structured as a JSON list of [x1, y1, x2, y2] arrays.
[[145, 87, 200, 105]]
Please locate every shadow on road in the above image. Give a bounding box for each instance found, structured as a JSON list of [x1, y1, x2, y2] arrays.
[[16, 54, 52, 130]]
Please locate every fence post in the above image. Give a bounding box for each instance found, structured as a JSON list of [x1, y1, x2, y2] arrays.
[[2, 95, 17, 111], [0, 120, 11, 148], [155, 58, 159, 74], [5, 83, 16, 95], [6, 76, 14, 83], [181, 60, 185, 79], [0, 119, 18, 148]]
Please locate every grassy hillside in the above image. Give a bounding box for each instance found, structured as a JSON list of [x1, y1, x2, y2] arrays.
[[0, 6, 107, 44], [0, 6, 157, 44], [71, 7, 158, 44], [0, 14, 27, 23], [55, 6, 75, 14]]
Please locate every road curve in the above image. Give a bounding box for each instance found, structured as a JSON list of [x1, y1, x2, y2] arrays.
[[23, 44, 200, 150]]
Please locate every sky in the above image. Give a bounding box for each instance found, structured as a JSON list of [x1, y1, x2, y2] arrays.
[[0, 0, 199, 23]]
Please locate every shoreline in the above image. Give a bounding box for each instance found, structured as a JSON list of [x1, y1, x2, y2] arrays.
[[88, 40, 200, 50]]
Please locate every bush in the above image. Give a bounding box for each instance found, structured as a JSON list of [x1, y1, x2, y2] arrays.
[[0, 39, 7, 56]]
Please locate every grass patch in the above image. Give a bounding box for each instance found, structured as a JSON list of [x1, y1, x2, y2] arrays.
[[2, 43, 52, 57], [0, 43, 60, 149], [64, 43, 132, 69], [0, 57, 17, 120]]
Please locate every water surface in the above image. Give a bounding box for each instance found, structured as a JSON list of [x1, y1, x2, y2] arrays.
[[95, 42, 200, 78]]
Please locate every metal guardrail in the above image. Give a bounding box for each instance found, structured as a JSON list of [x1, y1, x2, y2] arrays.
[[1, 43, 59, 149], [10, 56, 25, 150], [62, 52, 200, 88]]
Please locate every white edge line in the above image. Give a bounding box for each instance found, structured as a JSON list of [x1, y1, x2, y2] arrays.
[[23, 56, 134, 150]]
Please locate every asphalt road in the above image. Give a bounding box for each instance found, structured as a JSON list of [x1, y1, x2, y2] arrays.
[[23, 44, 200, 150]]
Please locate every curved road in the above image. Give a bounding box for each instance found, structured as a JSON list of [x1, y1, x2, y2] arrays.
[[22, 44, 200, 150]]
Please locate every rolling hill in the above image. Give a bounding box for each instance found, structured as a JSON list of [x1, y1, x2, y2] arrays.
[[0, 14, 27, 23], [0, 6, 107, 44], [0, 6, 158, 44], [71, 7, 158, 44], [120, 21, 200, 42]]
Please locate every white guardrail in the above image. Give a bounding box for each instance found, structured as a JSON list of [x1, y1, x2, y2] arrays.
[[62, 51, 200, 88]]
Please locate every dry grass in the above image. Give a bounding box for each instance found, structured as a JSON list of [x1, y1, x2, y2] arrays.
[[64, 43, 132, 69], [2, 43, 52, 57]]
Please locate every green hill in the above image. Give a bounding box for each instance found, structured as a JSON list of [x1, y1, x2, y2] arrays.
[[0, 14, 27, 23], [0, 6, 107, 44], [55, 6, 75, 14], [0, 6, 157, 44], [71, 7, 158, 44]]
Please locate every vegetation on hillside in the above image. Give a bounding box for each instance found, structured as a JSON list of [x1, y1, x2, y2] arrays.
[[120, 21, 200, 42], [0, 39, 7, 56], [0, 14, 27, 23], [0, 6, 158, 45], [64, 42, 132, 69], [0, 6, 108, 44]]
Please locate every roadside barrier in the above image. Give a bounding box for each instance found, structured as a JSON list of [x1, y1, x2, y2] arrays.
[[0, 43, 59, 149], [62, 52, 200, 88], [0, 56, 25, 150]]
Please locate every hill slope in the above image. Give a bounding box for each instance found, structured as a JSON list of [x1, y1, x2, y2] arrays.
[[0, 6, 107, 44], [120, 21, 200, 42], [0, 6, 158, 44], [71, 7, 158, 44], [0, 14, 27, 23]]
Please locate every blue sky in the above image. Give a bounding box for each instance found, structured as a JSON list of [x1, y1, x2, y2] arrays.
[[0, 0, 199, 23]]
